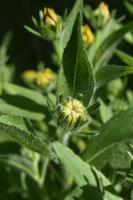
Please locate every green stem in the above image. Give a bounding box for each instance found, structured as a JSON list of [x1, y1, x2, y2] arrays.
[[62, 131, 71, 145], [39, 158, 49, 187], [33, 154, 40, 184]]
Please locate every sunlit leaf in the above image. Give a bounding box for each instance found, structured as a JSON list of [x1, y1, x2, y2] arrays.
[[83, 107, 133, 169], [53, 142, 122, 200], [0, 115, 55, 160]]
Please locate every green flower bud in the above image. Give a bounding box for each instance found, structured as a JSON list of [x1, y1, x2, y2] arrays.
[[56, 98, 88, 130]]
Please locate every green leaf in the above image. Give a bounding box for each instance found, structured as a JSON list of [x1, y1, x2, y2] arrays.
[[53, 142, 122, 200], [0, 115, 55, 160], [95, 65, 133, 88], [65, 187, 122, 200], [0, 82, 48, 121], [0, 32, 12, 66], [0, 64, 15, 82], [124, 0, 133, 16], [57, 14, 95, 106], [93, 21, 133, 70], [99, 99, 113, 123], [1, 82, 47, 106], [87, 101, 100, 115], [83, 107, 133, 169], [109, 143, 132, 169], [0, 101, 45, 121], [124, 32, 133, 44], [115, 49, 133, 66], [24, 26, 41, 38], [0, 154, 36, 180], [88, 18, 117, 62], [59, 0, 83, 58], [65, 187, 82, 200], [53, 142, 109, 187]]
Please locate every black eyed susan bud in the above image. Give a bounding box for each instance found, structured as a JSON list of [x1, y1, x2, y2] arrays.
[[94, 2, 110, 25], [43, 7, 58, 26], [36, 68, 55, 87], [22, 68, 55, 88], [22, 70, 37, 82], [81, 24, 94, 46], [57, 98, 88, 130]]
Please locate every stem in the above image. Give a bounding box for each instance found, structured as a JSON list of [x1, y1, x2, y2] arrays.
[[39, 158, 49, 187], [62, 131, 71, 145], [33, 154, 40, 184]]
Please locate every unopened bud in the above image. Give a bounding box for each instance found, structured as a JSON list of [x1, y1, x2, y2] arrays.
[[57, 98, 88, 130], [43, 7, 58, 26], [94, 2, 110, 25], [36, 68, 55, 87], [22, 70, 37, 82], [81, 24, 94, 46]]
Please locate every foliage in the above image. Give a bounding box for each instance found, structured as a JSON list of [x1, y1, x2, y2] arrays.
[[0, 0, 133, 199]]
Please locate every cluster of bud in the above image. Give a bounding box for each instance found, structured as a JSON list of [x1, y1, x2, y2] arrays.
[[22, 68, 54, 87]]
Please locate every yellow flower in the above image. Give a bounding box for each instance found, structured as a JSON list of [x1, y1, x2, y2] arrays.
[[36, 68, 54, 87], [57, 98, 88, 130], [22, 68, 54, 87], [81, 24, 94, 46], [22, 70, 37, 82], [94, 2, 110, 24], [43, 7, 58, 26]]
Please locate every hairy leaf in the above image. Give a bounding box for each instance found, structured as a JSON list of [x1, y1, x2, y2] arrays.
[[58, 14, 94, 106], [53, 142, 109, 187], [53, 142, 122, 200], [0, 115, 55, 160], [83, 108, 133, 169], [0, 101, 45, 121], [0, 82, 48, 120], [59, 0, 83, 58], [1, 82, 47, 106]]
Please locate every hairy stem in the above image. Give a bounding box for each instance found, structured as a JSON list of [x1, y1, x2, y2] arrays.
[[62, 131, 71, 145]]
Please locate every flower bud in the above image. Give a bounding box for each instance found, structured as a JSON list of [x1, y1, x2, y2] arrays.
[[36, 68, 54, 87], [43, 7, 58, 26], [57, 98, 88, 130], [81, 25, 94, 46], [22, 70, 37, 82], [94, 2, 110, 25], [22, 68, 54, 88]]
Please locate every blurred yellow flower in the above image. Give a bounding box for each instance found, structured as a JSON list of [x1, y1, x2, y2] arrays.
[[94, 2, 110, 24], [43, 7, 58, 26], [81, 24, 94, 45], [36, 68, 54, 87], [22, 70, 37, 82], [22, 68, 54, 87]]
